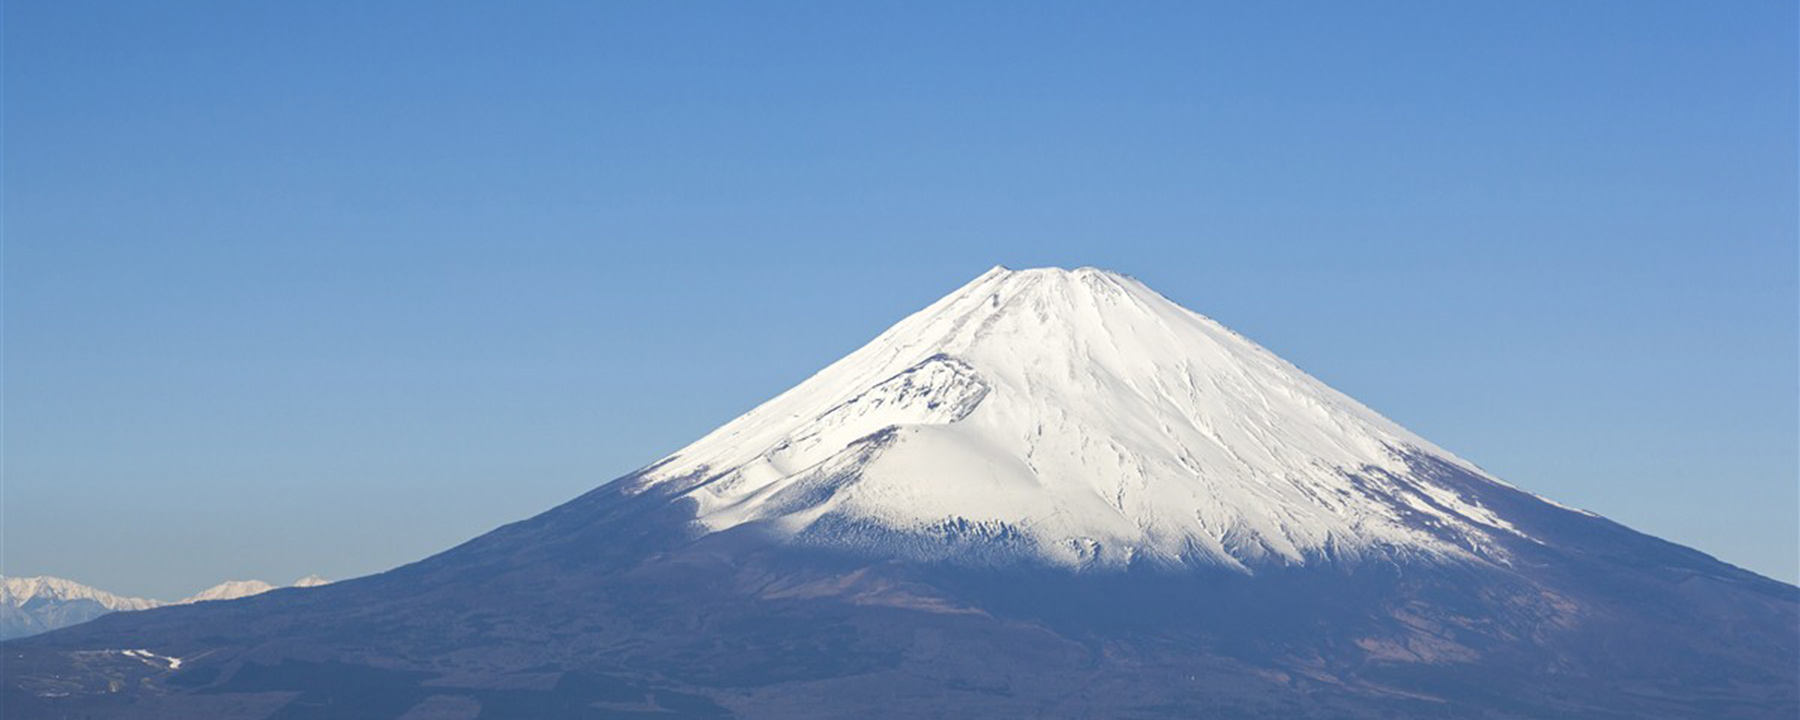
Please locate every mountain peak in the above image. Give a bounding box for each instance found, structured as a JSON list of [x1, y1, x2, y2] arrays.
[[0, 575, 162, 641], [638, 267, 1532, 571], [179, 580, 276, 604]]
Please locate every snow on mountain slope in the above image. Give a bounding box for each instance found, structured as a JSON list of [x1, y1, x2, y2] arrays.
[[638, 266, 1550, 571]]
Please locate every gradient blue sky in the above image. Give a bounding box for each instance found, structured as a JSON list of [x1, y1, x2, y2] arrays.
[[6, 2, 1796, 599]]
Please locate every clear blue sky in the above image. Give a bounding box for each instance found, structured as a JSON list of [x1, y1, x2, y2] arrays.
[[6, 2, 1795, 599]]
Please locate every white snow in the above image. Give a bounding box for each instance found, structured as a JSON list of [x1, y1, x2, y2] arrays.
[[121, 648, 182, 670], [636, 266, 1546, 571]]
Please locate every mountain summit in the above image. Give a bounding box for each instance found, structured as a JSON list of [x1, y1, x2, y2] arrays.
[[6, 267, 1795, 719], [644, 266, 1527, 570]]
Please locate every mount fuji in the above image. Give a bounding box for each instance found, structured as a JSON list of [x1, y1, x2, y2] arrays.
[[6, 267, 1794, 719], [647, 266, 1539, 571]]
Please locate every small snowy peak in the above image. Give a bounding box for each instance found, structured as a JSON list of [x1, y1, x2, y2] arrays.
[[640, 267, 1545, 571], [179, 579, 276, 604], [177, 575, 330, 602]]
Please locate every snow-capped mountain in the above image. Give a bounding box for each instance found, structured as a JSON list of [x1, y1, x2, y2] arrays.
[[0, 576, 160, 640], [5, 267, 1794, 719], [642, 266, 1532, 570], [1, 574, 333, 639], [0, 576, 161, 613]]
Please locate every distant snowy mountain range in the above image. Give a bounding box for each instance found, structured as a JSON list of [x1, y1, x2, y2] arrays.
[[0, 574, 330, 640]]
